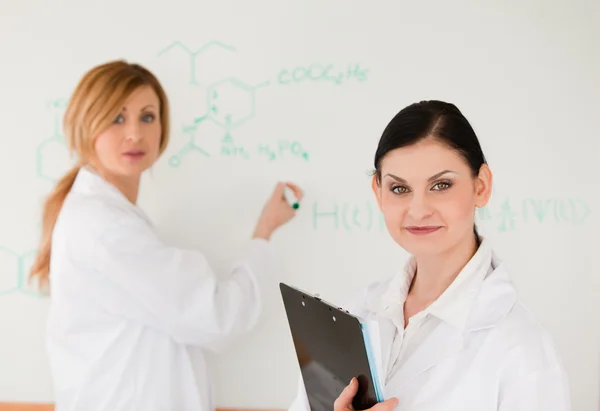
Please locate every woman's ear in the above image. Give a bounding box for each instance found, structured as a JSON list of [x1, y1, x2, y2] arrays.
[[372, 174, 383, 212], [474, 164, 493, 208]]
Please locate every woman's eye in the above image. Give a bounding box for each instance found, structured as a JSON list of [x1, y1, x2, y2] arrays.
[[391, 185, 409, 194], [432, 181, 452, 191], [142, 113, 155, 123], [113, 114, 124, 124]]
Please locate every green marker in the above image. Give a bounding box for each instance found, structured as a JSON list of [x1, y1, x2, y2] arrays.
[[284, 186, 300, 210]]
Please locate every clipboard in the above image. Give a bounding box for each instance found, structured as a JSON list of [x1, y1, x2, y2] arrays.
[[279, 282, 384, 411]]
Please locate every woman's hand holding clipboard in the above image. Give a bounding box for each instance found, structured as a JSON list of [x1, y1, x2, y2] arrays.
[[334, 378, 399, 411], [280, 283, 399, 411]]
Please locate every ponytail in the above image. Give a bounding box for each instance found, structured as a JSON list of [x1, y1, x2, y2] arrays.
[[27, 61, 172, 293], [29, 164, 81, 292]]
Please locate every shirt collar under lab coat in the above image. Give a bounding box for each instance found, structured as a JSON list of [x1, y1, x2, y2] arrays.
[[70, 165, 153, 227], [372, 237, 494, 331]]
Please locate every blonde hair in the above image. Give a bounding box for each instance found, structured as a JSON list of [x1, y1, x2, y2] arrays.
[[29, 60, 170, 292]]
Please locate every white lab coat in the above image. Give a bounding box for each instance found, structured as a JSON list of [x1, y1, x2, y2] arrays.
[[46, 166, 276, 411], [288, 243, 572, 411]]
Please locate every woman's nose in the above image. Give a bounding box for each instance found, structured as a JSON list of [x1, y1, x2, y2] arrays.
[[126, 123, 142, 142], [407, 193, 434, 220]]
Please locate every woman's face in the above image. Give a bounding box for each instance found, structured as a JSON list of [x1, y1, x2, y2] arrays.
[[372, 138, 492, 257], [93, 86, 162, 182]]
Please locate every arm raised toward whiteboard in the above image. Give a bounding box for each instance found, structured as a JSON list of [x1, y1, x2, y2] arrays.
[[92, 182, 304, 351]]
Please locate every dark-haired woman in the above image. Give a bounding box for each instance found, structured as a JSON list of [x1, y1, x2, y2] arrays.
[[288, 100, 571, 411]]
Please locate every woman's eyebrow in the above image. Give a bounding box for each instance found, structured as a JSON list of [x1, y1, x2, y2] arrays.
[[384, 170, 457, 183]]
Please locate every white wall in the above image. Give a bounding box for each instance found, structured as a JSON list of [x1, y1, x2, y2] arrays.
[[1, 0, 599, 409]]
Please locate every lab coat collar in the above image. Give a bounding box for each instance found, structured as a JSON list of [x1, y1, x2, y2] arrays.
[[427, 238, 493, 330], [464, 254, 518, 331], [361, 240, 518, 393], [387, 254, 518, 392], [370, 237, 494, 331], [71, 165, 153, 226]]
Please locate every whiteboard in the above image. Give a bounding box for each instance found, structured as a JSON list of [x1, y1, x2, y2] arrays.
[[1, 0, 599, 410]]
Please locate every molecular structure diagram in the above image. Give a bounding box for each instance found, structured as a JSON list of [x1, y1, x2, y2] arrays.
[[35, 41, 314, 183], [36, 98, 73, 183], [0, 246, 43, 298], [156, 40, 309, 167]]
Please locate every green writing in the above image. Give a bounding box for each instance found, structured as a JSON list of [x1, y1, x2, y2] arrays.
[[277, 63, 368, 85], [157, 40, 237, 86], [156, 40, 365, 167], [157, 40, 369, 88], [476, 197, 591, 232], [36, 108, 69, 182], [46, 97, 68, 110], [258, 141, 309, 161], [312, 201, 384, 232], [168, 124, 211, 167], [206, 77, 265, 128], [169, 123, 309, 166], [0, 247, 44, 298], [40, 41, 369, 178], [313, 197, 592, 233]]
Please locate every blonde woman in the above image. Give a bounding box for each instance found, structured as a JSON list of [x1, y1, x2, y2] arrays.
[[29, 61, 303, 411]]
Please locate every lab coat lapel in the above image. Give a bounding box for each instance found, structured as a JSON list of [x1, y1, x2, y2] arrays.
[[389, 321, 463, 392], [375, 317, 396, 385]]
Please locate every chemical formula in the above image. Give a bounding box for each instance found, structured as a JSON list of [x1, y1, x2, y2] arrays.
[[311, 197, 592, 233], [37, 40, 370, 176], [156, 40, 369, 167]]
